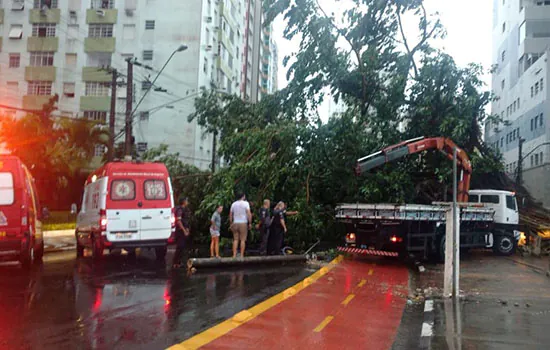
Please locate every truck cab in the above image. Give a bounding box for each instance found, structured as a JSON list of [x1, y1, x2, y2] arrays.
[[468, 190, 519, 226]]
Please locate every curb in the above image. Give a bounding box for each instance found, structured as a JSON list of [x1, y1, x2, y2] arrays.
[[419, 299, 434, 349], [507, 257, 549, 275], [43, 229, 74, 238]]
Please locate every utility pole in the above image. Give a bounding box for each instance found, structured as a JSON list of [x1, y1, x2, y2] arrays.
[[108, 68, 117, 161], [444, 147, 460, 299], [517, 137, 525, 184], [125, 58, 134, 157]]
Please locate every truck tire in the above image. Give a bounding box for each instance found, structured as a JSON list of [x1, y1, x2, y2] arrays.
[[92, 237, 104, 260], [155, 246, 167, 261], [493, 235, 516, 256]]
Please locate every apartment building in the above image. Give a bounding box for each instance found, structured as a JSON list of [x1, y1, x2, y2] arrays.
[[487, 0, 550, 207], [0, 0, 278, 170], [241, 0, 278, 102]]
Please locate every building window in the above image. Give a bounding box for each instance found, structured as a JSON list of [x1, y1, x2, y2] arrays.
[[84, 111, 107, 122], [9, 53, 20, 68], [502, 22, 506, 32], [89, 24, 113, 38], [27, 81, 52, 95], [203, 57, 208, 73], [85, 82, 110, 96], [141, 81, 152, 90], [506, 106, 510, 117], [33, 0, 58, 7], [501, 79, 505, 90], [531, 118, 534, 130], [531, 155, 534, 166], [142, 50, 153, 61], [9, 25, 23, 39], [65, 53, 77, 66], [94, 145, 105, 157], [32, 23, 56, 37], [540, 152, 544, 164], [137, 142, 148, 152], [541, 113, 544, 127], [535, 153, 540, 166], [541, 78, 544, 92], [122, 24, 136, 40], [30, 52, 54, 66], [63, 83, 75, 98], [139, 111, 149, 121], [531, 86, 534, 97], [517, 98, 520, 109], [91, 0, 114, 9], [535, 82, 540, 94], [145, 20, 155, 30]]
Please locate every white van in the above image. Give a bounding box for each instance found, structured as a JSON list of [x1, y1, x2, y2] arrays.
[[75, 161, 175, 260]]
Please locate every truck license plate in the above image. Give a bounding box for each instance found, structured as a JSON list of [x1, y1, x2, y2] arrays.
[[116, 233, 134, 239]]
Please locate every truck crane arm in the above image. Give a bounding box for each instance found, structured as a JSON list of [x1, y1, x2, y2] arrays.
[[356, 137, 472, 202]]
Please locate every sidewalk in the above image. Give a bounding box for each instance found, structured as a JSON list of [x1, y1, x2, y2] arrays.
[[415, 252, 550, 349], [43, 230, 75, 253]]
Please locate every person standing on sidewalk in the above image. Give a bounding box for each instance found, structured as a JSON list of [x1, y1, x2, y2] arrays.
[[210, 205, 223, 258], [230, 193, 252, 258], [258, 199, 272, 255], [172, 197, 191, 268], [268, 202, 287, 255]]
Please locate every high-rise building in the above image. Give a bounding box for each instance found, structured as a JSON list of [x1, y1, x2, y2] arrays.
[[241, 0, 278, 102], [0, 0, 278, 170], [487, 0, 550, 207]]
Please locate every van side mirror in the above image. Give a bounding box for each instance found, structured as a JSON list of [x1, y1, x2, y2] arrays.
[[42, 207, 50, 220]]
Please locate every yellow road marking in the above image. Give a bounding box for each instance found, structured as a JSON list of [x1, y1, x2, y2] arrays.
[[313, 316, 334, 333], [341, 294, 355, 306], [168, 255, 344, 350], [368, 269, 374, 275], [357, 279, 367, 287]]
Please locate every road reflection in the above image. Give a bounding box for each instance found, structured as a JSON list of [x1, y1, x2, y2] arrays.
[[0, 253, 312, 349]]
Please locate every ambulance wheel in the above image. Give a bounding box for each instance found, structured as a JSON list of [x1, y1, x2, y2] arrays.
[[20, 242, 33, 269], [92, 237, 104, 260], [155, 246, 167, 261], [34, 239, 44, 262]]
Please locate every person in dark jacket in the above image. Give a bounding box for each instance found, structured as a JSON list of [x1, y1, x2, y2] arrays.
[[268, 202, 287, 255], [258, 199, 272, 255], [172, 197, 191, 268]]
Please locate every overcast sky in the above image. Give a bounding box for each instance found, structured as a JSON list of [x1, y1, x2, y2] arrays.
[[272, 0, 494, 119]]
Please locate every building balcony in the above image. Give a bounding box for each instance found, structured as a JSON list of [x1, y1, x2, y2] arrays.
[[29, 9, 61, 23], [27, 37, 59, 51], [220, 2, 237, 31], [22, 95, 55, 110], [217, 57, 233, 80], [218, 32, 235, 58], [521, 4, 550, 22], [0, 9, 4, 24], [82, 67, 111, 82], [519, 37, 550, 57], [25, 66, 56, 81], [80, 96, 110, 111], [84, 37, 116, 53], [86, 9, 118, 24]]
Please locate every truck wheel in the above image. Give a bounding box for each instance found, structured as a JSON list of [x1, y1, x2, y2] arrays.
[[34, 240, 44, 262], [493, 235, 516, 256], [155, 247, 167, 261], [92, 237, 104, 260]]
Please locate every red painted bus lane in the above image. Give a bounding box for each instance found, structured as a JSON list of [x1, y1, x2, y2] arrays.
[[198, 259, 409, 350]]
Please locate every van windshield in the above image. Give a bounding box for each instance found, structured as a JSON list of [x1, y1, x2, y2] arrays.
[[0, 172, 15, 205]]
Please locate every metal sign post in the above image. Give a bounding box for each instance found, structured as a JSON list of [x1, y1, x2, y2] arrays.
[[444, 147, 460, 298]]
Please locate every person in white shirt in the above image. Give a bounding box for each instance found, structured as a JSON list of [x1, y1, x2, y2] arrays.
[[230, 193, 252, 258]]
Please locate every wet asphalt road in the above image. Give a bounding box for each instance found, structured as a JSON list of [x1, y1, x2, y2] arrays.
[[0, 251, 315, 350]]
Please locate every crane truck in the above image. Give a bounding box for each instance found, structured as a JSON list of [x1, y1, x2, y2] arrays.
[[336, 137, 520, 260]]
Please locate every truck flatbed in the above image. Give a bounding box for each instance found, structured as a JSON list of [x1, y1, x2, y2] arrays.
[[336, 203, 494, 222]]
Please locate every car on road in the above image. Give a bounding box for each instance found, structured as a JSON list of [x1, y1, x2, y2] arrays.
[[75, 160, 175, 260], [0, 155, 44, 268]]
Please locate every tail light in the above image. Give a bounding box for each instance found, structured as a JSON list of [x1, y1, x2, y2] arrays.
[[390, 235, 403, 243], [346, 233, 356, 243], [170, 208, 176, 229], [99, 209, 107, 231], [20, 205, 29, 233]]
